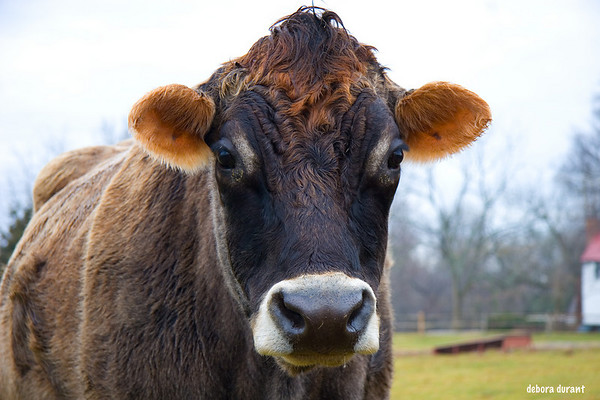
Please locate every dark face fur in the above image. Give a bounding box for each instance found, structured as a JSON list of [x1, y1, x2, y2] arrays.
[[205, 86, 405, 372], [208, 89, 403, 305]]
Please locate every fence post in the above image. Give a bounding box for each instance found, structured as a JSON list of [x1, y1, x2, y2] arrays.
[[417, 311, 426, 334], [480, 313, 488, 331]]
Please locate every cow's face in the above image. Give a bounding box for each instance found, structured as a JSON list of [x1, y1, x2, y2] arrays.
[[205, 90, 401, 370], [128, 9, 490, 374]]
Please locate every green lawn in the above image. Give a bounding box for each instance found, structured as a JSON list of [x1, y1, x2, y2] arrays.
[[391, 332, 600, 400]]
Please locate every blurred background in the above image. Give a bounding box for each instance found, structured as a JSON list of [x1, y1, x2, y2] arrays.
[[1, 0, 600, 397]]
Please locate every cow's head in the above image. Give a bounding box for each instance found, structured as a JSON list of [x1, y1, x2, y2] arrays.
[[128, 8, 490, 374]]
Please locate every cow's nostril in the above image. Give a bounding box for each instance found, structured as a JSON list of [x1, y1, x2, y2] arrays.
[[347, 289, 374, 333], [270, 291, 306, 336]]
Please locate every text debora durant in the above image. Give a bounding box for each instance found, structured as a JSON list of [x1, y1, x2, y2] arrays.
[[527, 384, 585, 394]]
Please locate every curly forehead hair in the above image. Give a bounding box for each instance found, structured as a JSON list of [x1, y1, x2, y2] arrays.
[[218, 7, 386, 131]]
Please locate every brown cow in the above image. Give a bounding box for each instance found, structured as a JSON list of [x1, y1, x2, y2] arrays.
[[0, 7, 490, 399], [31, 140, 134, 212]]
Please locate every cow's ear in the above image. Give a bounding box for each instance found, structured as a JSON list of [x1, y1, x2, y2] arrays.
[[394, 82, 491, 162], [128, 84, 216, 173]]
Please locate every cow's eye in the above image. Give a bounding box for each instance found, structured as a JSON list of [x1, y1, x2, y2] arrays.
[[387, 147, 404, 170], [215, 147, 236, 170]]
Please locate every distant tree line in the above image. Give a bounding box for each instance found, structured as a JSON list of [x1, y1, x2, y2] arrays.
[[0, 205, 32, 266], [388, 99, 600, 329]]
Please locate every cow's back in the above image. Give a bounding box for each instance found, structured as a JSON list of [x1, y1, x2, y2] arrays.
[[32, 140, 133, 212], [0, 142, 132, 398]]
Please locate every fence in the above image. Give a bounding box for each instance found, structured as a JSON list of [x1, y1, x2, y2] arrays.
[[394, 312, 580, 332]]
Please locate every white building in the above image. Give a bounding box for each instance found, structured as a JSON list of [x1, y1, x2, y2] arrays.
[[581, 234, 600, 327]]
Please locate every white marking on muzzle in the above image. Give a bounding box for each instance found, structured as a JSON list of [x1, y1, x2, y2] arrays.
[[251, 272, 380, 364]]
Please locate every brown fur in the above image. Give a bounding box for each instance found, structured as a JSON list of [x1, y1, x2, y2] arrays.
[[32, 140, 133, 211], [0, 7, 490, 399], [217, 10, 380, 141], [395, 81, 491, 161], [0, 143, 132, 399]]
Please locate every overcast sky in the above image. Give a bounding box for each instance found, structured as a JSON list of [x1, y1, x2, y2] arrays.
[[1, 0, 599, 218]]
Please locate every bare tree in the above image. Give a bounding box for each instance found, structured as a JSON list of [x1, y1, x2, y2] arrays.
[[388, 196, 452, 324], [541, 96, 600, 325], [412, 139, 512, 329], [492, 197, 584, 319], [559, 98, 600, 218]]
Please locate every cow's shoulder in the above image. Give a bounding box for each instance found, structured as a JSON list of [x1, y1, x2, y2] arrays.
[[33, 140, 134, 212]]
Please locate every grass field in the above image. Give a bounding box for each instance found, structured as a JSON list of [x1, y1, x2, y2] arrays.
[[391, 332, 600, 400]]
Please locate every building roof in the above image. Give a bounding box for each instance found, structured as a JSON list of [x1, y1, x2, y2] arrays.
[[581, 234, 600, 262]]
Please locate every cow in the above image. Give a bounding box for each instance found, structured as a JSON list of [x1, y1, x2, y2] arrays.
[[0, 7, 491, 399]]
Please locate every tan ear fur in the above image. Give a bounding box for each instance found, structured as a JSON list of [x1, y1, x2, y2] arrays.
[[395, 82, 491, 162], [128, 84, 215, 173]]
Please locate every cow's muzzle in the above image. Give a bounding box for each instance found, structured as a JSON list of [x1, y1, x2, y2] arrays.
[[252, 273, 379, 369]]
